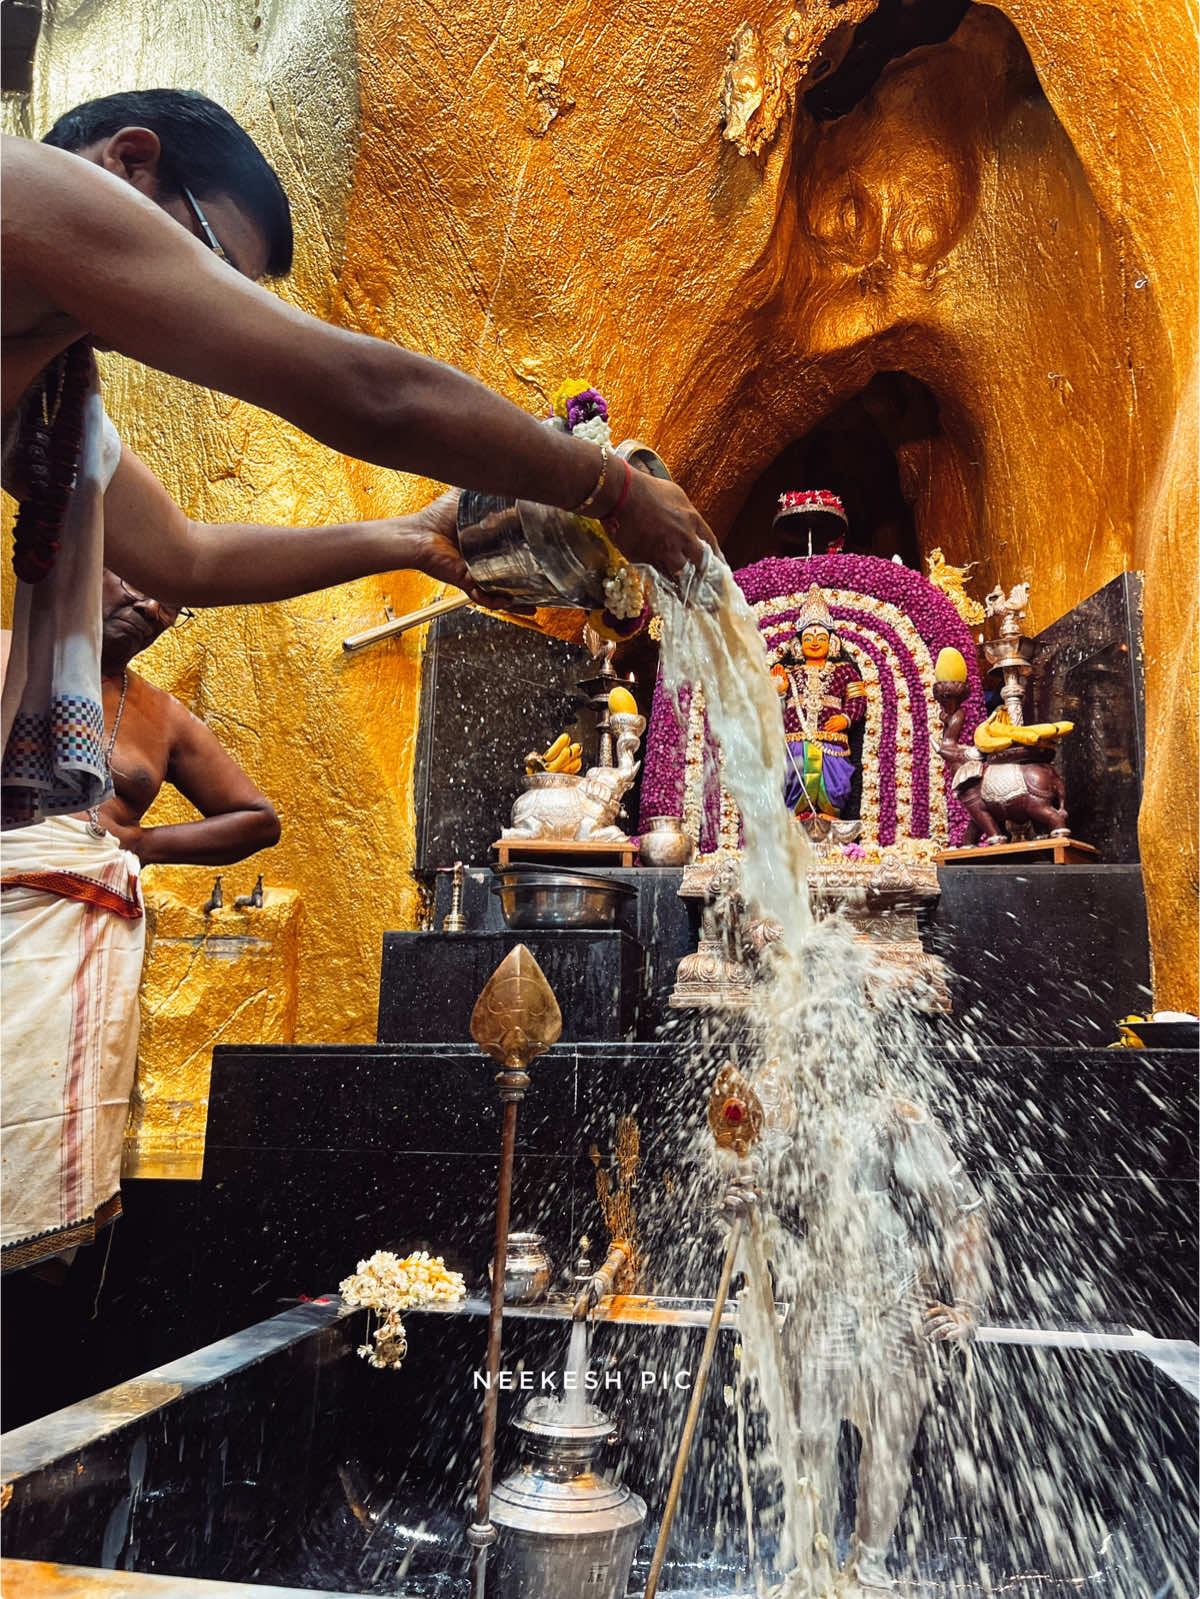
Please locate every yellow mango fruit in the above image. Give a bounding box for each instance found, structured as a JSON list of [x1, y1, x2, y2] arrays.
[[934, 647, 969, 683]]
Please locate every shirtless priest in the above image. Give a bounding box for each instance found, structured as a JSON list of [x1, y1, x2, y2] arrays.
[[84, 570, 280, 865]]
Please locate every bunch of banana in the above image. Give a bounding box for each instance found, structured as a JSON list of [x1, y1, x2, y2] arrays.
[[1112, 1014, 1147, 1049], [525, 732, 583, 776], [972, 706, 1074, 755]]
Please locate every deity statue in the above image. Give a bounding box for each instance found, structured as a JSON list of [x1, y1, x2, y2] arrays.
[[772, 584, 867, 821]]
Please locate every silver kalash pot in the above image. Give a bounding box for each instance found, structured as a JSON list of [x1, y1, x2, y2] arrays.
[[457, 438, 672, 609], [487, 1231, 553, 1304], [487, 1396, 647, 1599]]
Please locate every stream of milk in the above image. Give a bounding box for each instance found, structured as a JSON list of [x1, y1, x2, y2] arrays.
[[560, 1314, 592, 1426], [540, 554, 1187, 1595], [651, 559, 850, 1594]]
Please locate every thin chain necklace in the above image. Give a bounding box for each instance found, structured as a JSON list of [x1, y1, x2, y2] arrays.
[[87, 670, 130, 838]]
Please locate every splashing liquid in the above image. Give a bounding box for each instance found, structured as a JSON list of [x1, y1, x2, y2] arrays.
[[651, 561, 915, 1593], [643, 560, 1192, 1598]]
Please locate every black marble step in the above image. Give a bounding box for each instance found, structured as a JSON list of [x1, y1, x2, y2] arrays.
[[4, 1040, 1192, 1430], [427, 863, 1151, 1047], [378, 929, 645, 1043], [196, 1042, 1196, 1345]]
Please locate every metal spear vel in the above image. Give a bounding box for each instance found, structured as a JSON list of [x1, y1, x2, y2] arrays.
[[466, 944, 562, 1599]]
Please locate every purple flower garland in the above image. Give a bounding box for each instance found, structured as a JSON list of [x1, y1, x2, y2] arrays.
[[639, 554, 985, 846]]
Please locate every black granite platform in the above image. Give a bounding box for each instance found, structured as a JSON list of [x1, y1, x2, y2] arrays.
[[203, 1040, 1199, 1335], [430, 862, 1152, 1048], [5, 1296, 1195, 1596], [378, 929, 644, 1042], [923, 862, 1152, 1046], [1031, 572, 1144, 863], [3, 1037, 1193, 1435]]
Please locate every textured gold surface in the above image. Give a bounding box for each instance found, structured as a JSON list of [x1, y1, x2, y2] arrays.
[[10, 0, 441, 1063], [7, 0, 1195, 1044], [122, 887, 302, 1177]]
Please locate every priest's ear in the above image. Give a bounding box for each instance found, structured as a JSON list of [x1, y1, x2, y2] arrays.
[[96, 127, 165, 196]]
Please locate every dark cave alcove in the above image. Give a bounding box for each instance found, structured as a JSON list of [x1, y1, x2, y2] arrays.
[[719, 371, 943, 571]]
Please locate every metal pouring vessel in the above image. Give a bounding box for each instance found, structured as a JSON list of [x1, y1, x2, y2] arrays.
[[488, 1396, 647, 1599], [457, 438, 673, 610]]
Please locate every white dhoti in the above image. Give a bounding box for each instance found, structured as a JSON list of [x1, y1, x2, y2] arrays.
[[1, 816, 144, 1271]]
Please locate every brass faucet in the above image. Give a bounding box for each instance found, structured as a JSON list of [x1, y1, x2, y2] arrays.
[[572, 1240, 630, 1320], [233, 874, 264, 910]]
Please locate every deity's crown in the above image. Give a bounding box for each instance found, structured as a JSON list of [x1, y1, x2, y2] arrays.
[[795, 583, 834, 635], [773, 489, 847, 525]]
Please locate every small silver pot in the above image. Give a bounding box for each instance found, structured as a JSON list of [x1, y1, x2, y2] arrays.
[[637, 816, 695, 867], [489, 1232, 552, 1304]]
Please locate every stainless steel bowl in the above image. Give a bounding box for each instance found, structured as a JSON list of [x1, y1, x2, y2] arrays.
[[490, 865, 635, 929], [457, 437, 673, 609]]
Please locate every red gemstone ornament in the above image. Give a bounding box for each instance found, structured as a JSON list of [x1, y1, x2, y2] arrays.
[[773, 489, 848, 526]]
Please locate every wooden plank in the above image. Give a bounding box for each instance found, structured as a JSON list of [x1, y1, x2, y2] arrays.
[[493, 839, 637, 868], [937, 837, 1099, 866]]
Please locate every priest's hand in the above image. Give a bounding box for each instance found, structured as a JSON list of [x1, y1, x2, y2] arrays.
[[923, 1301, 978, 1343], [404, 490, 538, 616], [602, 469, 718, 580], [405, 490, 490, 606]]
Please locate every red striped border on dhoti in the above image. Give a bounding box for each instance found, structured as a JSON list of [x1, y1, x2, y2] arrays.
[[1, 868, 143, 919]]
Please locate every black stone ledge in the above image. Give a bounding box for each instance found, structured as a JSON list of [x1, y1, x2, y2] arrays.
[[429, 861, 1151, 1048], [377, 928, 645, 1043], [207, 1042, 1195, 1180], [923, 863, 1152, 1048]]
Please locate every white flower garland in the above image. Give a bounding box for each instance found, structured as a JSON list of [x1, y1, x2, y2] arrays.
[[682, 684, 708, 847], [571, 415, 612, 446], [603, 563, 647, 620], [340, 1250, 466, 1370]]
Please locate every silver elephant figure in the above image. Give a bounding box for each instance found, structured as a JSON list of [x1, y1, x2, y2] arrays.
[[503, 712, 645, 844]]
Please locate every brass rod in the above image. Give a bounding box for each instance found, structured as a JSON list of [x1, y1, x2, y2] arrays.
[[470, 1090, 521, 1598], [341, 593, 471, 653], [643, 1213, 745, 1599]]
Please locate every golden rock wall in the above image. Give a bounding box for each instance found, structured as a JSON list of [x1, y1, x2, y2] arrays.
[[122, 887, 302, 1178], [11, 0, 1196, 1075]]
